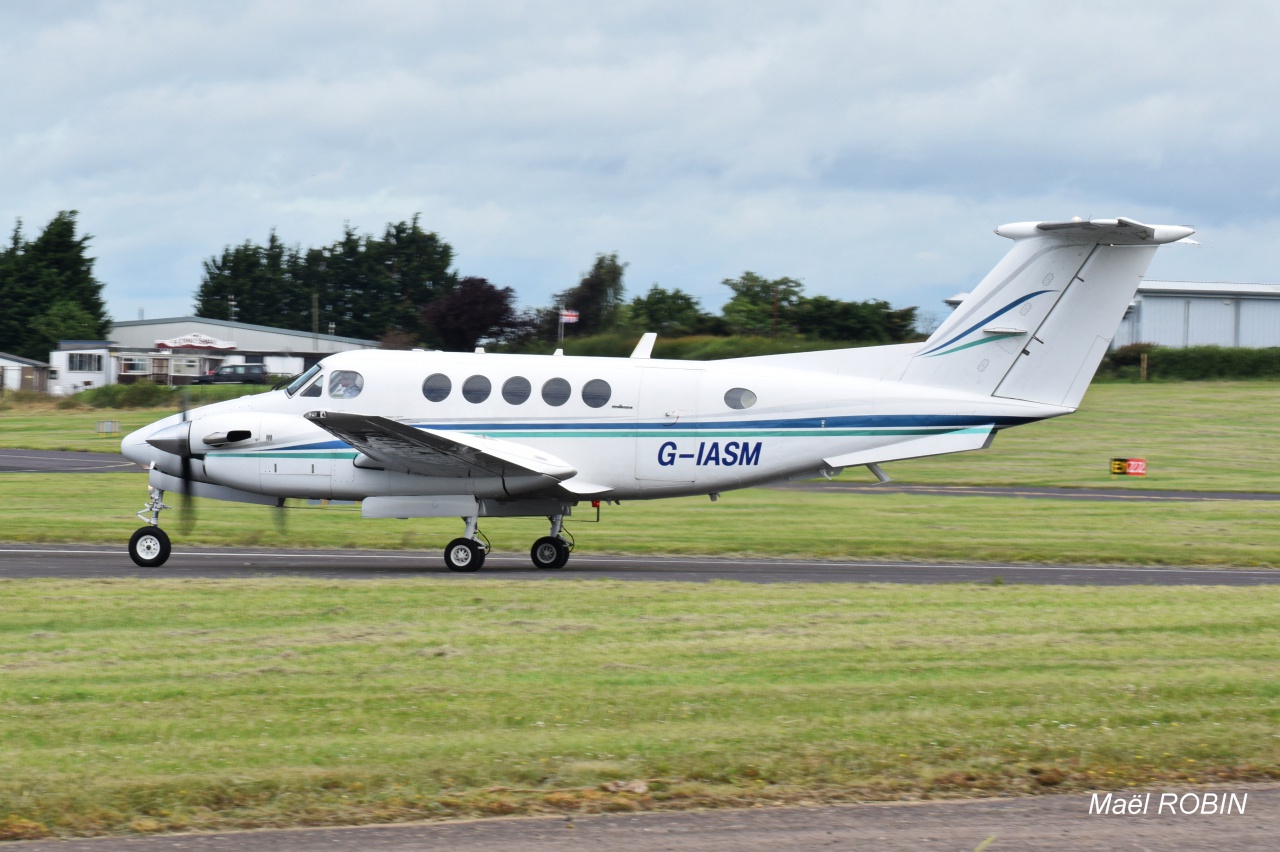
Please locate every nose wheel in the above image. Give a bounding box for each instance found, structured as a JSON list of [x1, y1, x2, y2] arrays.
[[129, 526, 172, 568]]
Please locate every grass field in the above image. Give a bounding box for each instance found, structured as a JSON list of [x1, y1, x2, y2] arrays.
[[3, 381, 1279, 492], [3, 473, 1280, 566], [0, 579, 1276, 838]]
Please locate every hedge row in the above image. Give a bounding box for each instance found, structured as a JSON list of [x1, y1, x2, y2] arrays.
[[1097, 344, 1280, 381]]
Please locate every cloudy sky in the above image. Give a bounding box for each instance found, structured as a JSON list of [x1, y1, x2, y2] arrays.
[[3, 1, 1278, 331]]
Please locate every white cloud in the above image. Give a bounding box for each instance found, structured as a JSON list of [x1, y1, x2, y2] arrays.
[[1, 0, 1278, 325]]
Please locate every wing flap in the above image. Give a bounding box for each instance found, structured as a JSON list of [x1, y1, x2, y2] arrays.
[[304, 411, 577, 480]]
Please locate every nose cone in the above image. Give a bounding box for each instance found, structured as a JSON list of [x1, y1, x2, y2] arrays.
[[121, 412, 186, 466], [145, 421, 192, 457]]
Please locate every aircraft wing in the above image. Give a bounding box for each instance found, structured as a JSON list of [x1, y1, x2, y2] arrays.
[[303, 411, 578, 481]]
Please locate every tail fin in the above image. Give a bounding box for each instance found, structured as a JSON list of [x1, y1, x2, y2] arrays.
[[899, 217, 1194, 408]]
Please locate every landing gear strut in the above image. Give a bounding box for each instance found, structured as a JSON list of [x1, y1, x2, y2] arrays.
[[444, 514, 488, 572], [129, 486, 172, 567], [530, 513, 571, 570]]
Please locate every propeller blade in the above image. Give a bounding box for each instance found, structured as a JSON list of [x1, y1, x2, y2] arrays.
[[177, 389, 196, 534], [273, 498, 287, 535]]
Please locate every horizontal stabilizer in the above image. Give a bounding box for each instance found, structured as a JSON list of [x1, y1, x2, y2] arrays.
[[823, 425, 994, 468]]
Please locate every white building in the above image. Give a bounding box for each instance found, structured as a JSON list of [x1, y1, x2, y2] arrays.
[[1113, 281, 1280, 348], [50, 317, 379, 395], [0, 351, 50, 393]]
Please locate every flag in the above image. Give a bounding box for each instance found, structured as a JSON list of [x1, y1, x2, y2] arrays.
[[559, 310, 580, 323]]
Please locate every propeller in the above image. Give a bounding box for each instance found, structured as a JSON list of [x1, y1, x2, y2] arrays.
[[177, 390, 196, 534], [273, 497, 288, 535]]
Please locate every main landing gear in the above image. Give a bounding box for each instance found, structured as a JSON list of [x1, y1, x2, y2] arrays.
[[530, 514, 571, 570], [129, 487, 173, 567], [444, 514, 489, 572], [442, 512, 573, 572]]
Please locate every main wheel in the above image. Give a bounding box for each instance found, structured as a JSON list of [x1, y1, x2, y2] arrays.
[[444, 538, 485, 572], [129, 526, 171, 568], [530, 536, 570, 570]]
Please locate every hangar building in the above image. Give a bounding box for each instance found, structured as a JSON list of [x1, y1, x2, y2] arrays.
[[49, 317, 378, 395], [1112, 281, 1280, 348]]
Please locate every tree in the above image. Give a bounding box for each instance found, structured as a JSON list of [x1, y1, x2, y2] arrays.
[[194, 216, 456, 341], [422, 277, 528, 351], [628, 285, 705, 334], [555, 253, 627, 336], [721, 272, 804, 336], [0, 211, 110, 361], [791, 297, 918, 343]]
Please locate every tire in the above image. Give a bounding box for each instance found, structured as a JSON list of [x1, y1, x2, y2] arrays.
[[530, 536, 570, 570], [129, 526, 171, 568], [444, 538, 484, 572]]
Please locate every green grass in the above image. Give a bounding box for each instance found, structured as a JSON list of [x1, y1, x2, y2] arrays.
[[4, 382, 1279, 492], [0, 579, 1276, 838], [2, 473, 1279, 566], [854, 381, 1280, 492]]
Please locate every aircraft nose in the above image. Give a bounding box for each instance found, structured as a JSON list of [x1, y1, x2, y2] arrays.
[[121, 412, 185, 466]]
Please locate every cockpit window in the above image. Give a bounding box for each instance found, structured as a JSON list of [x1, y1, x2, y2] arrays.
[[285, 364, 322, 397], [301, 376, 323, 397], [329, 370, 364, 399]]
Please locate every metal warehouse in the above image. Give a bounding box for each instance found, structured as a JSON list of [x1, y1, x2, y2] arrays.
[[1114, 281, 1280, 348]]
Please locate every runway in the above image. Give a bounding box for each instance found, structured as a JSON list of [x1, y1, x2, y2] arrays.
[[1, 544, 1277, 585], [13, 785, 1280, 852], [0, 448, 142, 473]]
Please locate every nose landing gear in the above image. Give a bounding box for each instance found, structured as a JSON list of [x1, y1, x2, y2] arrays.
[[129, 486, 173, 567]]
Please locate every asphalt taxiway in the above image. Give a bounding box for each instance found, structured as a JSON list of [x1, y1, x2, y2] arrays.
[[12, 785, 1279, 851], [1, 545, 1276, 585]]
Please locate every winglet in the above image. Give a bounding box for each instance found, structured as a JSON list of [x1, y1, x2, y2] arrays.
[[630, 333, 657, 359]]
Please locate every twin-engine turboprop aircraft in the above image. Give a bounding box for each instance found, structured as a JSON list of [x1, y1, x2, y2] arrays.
[[121, 217, 1194, 570]]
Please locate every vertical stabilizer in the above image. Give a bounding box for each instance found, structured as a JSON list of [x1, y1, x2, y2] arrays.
[[899, 218, 1194, 407]]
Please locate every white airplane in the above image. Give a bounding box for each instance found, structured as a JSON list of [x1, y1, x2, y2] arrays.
[[121, 217, 1194, 570]]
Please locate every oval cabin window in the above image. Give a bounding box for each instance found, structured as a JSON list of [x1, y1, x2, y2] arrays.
[[724, 388, 757, 410], [541, 377, 571, 406], [462, 375, 492, 403], [422, 373, 451, 402], [329, 371, 364, 399], [502, 376, 531, 405], [581, 378, 611, 408]]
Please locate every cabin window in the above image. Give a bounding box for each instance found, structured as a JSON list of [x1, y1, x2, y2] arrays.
[[329, 371, 364, 399], [724, 387, 757, 410], [462, 375, 492, 403], [541, 377, 571, 406], [422, 373, 451, 402], [502, 376, 531, 405], [581, 378, 611, 408]]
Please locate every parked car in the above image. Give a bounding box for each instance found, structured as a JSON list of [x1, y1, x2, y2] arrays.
[[191, 364, 270, 385]]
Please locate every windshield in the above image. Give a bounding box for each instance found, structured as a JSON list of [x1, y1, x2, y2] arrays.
[[284, 364, 323, 397]]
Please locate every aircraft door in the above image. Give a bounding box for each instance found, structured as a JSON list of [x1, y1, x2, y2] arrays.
[[635, 367, 700, 482]]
